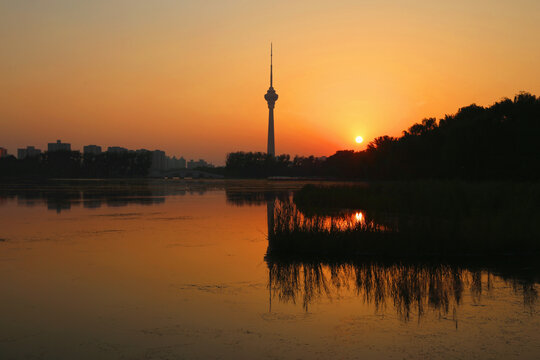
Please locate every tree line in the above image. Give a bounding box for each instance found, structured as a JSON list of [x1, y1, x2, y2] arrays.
[[226, 92, 540, 180]]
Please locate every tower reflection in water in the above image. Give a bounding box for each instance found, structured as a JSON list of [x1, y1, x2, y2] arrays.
[[265, 198, 539, 323]]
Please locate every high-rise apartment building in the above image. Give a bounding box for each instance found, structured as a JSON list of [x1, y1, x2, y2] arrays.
[[83, 145, 102, 155], [107, 146, 128, 153], [48, 140, 71, 152], [17, 146, 42, 159]]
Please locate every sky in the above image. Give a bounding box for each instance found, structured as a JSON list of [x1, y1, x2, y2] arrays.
[[1, 0, 539, 164]]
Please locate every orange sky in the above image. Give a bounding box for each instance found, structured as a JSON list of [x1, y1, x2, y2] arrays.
[[1, 0, 539, 164]]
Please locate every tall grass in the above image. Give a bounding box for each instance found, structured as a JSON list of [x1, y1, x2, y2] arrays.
[[275, 182, 540, 256]]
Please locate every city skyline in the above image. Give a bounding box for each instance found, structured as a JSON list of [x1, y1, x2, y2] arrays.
[[1, 1, 540, 164], [2, 139, 216, 166], [5, 138, 213, 168]]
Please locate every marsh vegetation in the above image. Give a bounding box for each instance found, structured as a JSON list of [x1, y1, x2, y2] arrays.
[[267, 182, 540, 257]]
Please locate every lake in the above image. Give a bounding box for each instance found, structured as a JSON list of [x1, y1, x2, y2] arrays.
[[1, 180, 539, 359]]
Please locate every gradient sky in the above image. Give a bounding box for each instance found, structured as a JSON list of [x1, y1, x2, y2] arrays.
[[1, 0, 539, 164]]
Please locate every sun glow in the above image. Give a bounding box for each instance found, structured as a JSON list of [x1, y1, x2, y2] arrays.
[[355, 136, 364, 144]]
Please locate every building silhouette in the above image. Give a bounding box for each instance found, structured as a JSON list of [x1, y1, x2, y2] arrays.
[[187, 159, 213, 169], [0, 147, 7, 158], [107, 146, 128, 153], [264, 43, 278, 157], [167, 156, 186, 169], [18, 146, 42, 159], [151, 150, 166, 171], [48, 140, 71, 152], [83, 145, 102, 155]]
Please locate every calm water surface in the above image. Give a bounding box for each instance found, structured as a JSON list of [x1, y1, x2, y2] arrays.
[[0, 180, 539, 359]]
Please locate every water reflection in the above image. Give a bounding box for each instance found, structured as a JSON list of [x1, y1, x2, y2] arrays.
[[273, 200, 392, 232], [225, 189, 290, 206], [2, 181, 539, 358], [265, 198, 539, 321], [266, 259, 538, 322], [2, 182, 539, 323], [0, 180, 219, 213], [0, 180, 297, 213]]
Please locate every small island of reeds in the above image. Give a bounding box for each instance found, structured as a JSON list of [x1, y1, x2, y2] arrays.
[[267, 181, 540, 258]]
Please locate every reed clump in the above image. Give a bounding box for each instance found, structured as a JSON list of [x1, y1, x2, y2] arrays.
[[279, 182, 540, 256], [270, 201, 399, 256]]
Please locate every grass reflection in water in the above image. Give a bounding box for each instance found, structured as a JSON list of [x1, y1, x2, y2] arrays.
[[266, 197, 539, 321], [266, 259, 538, 322]]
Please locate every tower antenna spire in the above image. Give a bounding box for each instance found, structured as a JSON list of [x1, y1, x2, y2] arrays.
[[270, 42, 273, 88]]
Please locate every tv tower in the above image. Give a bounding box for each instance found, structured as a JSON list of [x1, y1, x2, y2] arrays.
[[264, 43, 278, 156]]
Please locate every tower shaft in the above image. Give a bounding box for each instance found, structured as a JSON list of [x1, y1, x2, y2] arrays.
[[267, 107, 275, 156]]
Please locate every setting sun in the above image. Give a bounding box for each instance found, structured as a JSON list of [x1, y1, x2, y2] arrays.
[[355, 136, 364, 144]]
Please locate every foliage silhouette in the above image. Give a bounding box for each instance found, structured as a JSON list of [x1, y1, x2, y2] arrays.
[[226, 93, 540, 180]]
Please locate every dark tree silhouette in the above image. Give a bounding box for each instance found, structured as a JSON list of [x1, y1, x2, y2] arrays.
[[225, 92, 540, 180]]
